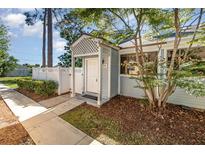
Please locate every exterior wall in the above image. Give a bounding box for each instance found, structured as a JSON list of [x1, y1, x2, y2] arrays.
[[120, 75, 205, 110], [168, 88, 205, 109], [120, 75, 145, 98], [101, 47, 109, 99], [119, 37, 205, 109], [110, 48, 119, 97]]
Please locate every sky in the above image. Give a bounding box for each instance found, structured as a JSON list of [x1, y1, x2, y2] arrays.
[[0, 8, 67, 66], [0, 8, 205, 66]]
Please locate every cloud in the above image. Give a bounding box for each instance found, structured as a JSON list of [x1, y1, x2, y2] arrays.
[[8, 31, 18, 38], [53, 39, 67, 53], [17, 8, 35, 13], [53, 31, 67, 53], [23, 21, 43, 37], [2, 13, 26, 28], [1, 11, 42, 38]]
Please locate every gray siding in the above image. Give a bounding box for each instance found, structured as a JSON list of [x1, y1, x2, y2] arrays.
[[101, 48, 109, 99], [110, 49, 119, 97], [120, 76, 205, 110]]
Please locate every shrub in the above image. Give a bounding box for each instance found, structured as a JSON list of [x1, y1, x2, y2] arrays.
[[34, 80, 58, 96], [16, 78, 35, 91], [16, 78, 58, 96]]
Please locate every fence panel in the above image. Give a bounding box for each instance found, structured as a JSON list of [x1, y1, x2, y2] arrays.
[[75, 68, 83, 94], [32, 67, 83, 95], [59, 68, 72, 94]]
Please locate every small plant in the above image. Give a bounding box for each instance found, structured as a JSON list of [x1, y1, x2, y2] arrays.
[[16, 78, 58, 96]]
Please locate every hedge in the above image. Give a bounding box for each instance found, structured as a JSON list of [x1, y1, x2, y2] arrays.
[[16, 78, 58, 96]]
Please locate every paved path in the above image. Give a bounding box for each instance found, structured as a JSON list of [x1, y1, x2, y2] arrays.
[[0, 84, 102, 145], [38, 93, 71, 108]]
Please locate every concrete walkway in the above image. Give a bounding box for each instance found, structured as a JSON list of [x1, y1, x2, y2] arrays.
[[38, 93, 71, 108], [0, 84, 102, 145]]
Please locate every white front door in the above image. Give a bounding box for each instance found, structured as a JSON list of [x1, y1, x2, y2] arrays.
[[85, 57, 98, 93]]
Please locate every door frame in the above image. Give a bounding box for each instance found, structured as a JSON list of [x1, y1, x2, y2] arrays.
[[84, 56, 99, 94]]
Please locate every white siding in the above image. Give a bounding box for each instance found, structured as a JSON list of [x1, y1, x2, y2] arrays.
[[120, 75, 205, 110], [168, 88, 205, 109], [75, 68, 84, 94], [120, 76, 145, 98]]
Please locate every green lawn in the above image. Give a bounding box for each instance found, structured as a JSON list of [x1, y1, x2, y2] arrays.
[[60, 105, 146, 145], [0, 77, 31, 89]]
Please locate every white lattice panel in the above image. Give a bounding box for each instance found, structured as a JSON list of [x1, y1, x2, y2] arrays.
[[72, 38, 99, 56]]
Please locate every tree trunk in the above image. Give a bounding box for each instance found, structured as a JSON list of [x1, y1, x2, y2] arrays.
[[42, 8, 47, 67], [167, 8, 180, 79], [47, 8, 53, 67]]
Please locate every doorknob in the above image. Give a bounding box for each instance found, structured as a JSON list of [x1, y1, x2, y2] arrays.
[[96, 79, 98, 82]]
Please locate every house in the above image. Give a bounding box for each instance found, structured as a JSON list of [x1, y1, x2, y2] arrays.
[[70, 33, 205, 109]]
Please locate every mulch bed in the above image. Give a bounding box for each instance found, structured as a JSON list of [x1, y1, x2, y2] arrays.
[[69, 95, 205, 144], [16, 88, 58, 102], [0, 97, 34, 145]]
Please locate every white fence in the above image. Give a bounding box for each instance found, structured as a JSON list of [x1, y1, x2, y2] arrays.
[[33, 67, 205, 110], [32, 67, 83, 95]]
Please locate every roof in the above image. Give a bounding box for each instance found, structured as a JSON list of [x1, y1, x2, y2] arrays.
[[118, 31, 198, 48], [71, 34, 120, 50], [71, 23, 204, 51]]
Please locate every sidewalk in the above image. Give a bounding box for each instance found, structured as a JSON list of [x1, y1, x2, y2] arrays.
[[0, 84, 102, 145]]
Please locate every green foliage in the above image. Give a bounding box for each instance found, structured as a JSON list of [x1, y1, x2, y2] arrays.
[[16, 78, 58, 96], [134, 59, 205, 97], [17, 78, 35, 91], [181, 61, 205, 75], [173, 61, 205, 96], [34, 80, 58, 96], [0, 25, 18, 76], [176, 77, 205, 97], [59, 8, 205, 101], [58, 52, 82, 67], [192, 24, 205, 46], [57, 9, 85, 67], [22, 63, 40, 68], [58, 52, 72, 67]]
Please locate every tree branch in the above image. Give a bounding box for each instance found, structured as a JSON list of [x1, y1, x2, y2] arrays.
[[183, 8, 203, 62], [167, 8, 181, 79], [107, 8, 132, 30]]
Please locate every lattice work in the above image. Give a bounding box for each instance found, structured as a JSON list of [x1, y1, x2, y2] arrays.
[[72, 38, 99, 56]]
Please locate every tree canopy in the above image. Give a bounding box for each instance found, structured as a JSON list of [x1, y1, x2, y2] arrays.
[[58, 8, 205, 108], [0, 25, 18, 76], [57, 9, 86, 67]]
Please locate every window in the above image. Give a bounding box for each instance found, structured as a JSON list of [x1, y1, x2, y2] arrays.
[[120, 52, 158, 75], [167, 47, 205, 62]]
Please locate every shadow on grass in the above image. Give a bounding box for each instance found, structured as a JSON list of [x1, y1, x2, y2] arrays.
[[0, 80, 17, 87], [60, 105, 147, 145], [0, 77, 31, 89]]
